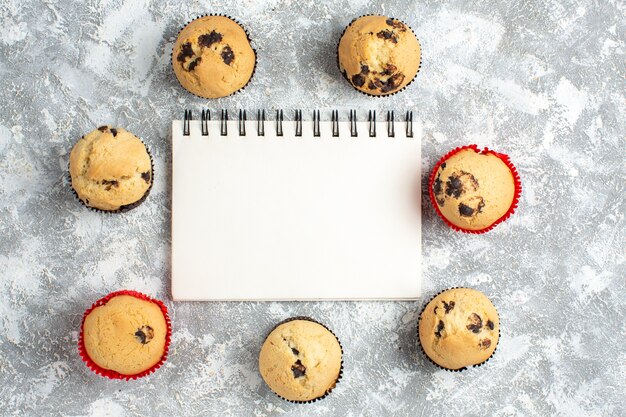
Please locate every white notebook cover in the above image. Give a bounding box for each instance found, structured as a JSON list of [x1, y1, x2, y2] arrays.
[[171, 116, 422, 301]]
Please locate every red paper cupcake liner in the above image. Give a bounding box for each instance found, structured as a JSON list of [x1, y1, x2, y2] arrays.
[[336, 14, 422, 98], [171, 14, 257, 99], [427, 144, 522, 234], [417, 287, 501, 372], [78, 290, 172, 381], [262, 316, 344, 404]]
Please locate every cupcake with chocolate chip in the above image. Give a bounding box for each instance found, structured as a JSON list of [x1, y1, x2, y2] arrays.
[[419, 288, 499, 371], [172, 15, 256, 98], [69, 126, 153, 212], [338, 15, 421, 96], [78, 290, 171, 380], [429, 145, 521, 233], [259, 317, 343, 403]]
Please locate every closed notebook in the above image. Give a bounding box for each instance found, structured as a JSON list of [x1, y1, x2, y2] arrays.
[[172, 109, 422, 301]]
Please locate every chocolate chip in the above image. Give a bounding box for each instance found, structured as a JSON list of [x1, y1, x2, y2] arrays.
[[433, 176, 443, 196], [379, 73, 405, 93], [466, 313, 483, 333], [221, 46, 234, 65], [382, 64, 397, 76], [351, 74, 366, 87], [377, 29, 398, 43], [459, 196, 485, 217], [381, 74, 403, 93], [371, 78, 384, 90], [110, 128, 117, 137], [445, 175, 464, 198], [479, 338, 491, 349], [391, 73, 405, 84], [291, 347, 299, 356], [465, 170, 479, 184], [433, 306, 439, 314], [434, 320, 445, 338], [445, 171, 479, 198], [102, 179, 119, 191], [198, 31, 222, 48], [443, 300, 455, 313], [368, 81, 376, 90], [188, 57, 201, 71], [177, 42, 194, 63], [97, 126, 108, 132], [291, 359, 306, 378], [360, 64, 369, 74], [487, 320, 494, 330], [459, 203, 474, 217], [385, 18, 406, 31], [134, 325, 154, 344], [441, 162, 446, 170], [141, 171, 151, 183], [434, 174, 445, 206]]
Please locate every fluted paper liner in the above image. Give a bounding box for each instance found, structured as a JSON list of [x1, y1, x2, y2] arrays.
[[417, 287, 500, 372], [336, 14, 422, 98], [427, 144, 522, 234], [171, 14, 257, 99], [68, 129, 154, 214], [261, 316, 343, 404], [78, 290, 172, 380]]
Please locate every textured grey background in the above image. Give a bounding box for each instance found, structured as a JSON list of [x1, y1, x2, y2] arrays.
[[0, 0, 624, 416]]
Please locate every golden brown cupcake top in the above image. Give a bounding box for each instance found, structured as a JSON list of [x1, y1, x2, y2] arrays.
[[338, 15, 421, 95], [82, 295, 167, 376], [259, 320, 342, 402], [173, 16, 256, 98], [69, 126, 152, 211], [432, 149, 516, 231], [419, 288, 499, 370]]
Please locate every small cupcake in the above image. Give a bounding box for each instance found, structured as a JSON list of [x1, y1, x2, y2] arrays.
[[172, 15, 256, 98], [69, 126, 153, 212], [78, 290, 171, 380], [259, 318, 343, 403], [338, 15, 421, 96], [418, 288, 499, 371], [429, 145, 521, 233]]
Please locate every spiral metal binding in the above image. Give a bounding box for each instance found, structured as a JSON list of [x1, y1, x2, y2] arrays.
[[368, 110, 376, 137], [183, 109, 191, 136], [313, 110, 320, 137], [220, 109, 228, 136], [349, 109, 358, 137], [276, 109, 283, 137], [295, 110, 302, 137], [406, 111, 413, 138], [258, 109, 265, 136], [238, 109, 246, 136], [387, 111, 395, 138], [183, 110, 415, 138], [331, 110, 339, 137], [201, 109, 209, 136]]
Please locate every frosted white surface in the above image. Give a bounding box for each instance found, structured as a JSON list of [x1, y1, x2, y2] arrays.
[[0, 0, 624, 416]]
